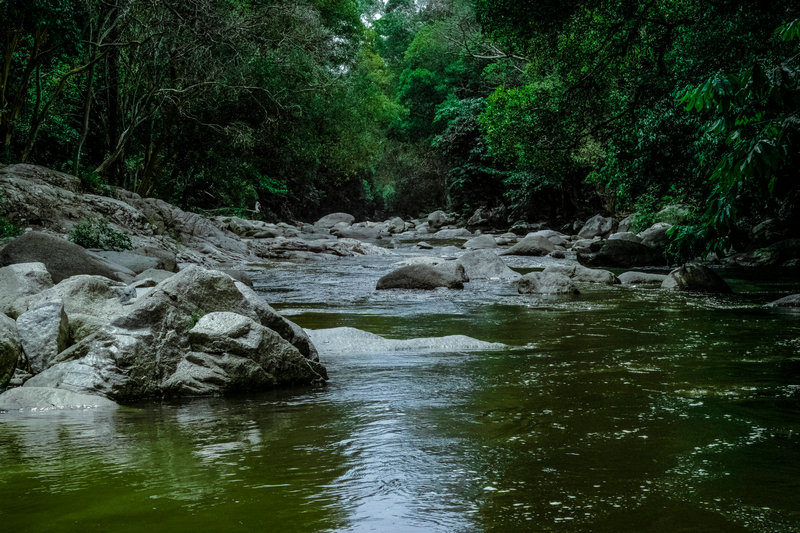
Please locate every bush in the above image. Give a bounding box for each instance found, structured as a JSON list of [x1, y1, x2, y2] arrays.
[[69, 218, 132, 251]]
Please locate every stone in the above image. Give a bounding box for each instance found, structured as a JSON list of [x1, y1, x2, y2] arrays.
[[386, 217, 407, 234], [376, 264, 464, 290], [463, 234, 498, 250], [433, 261, 469, 283], [0, 386, 118, 410], [417, 242, 433, 250], [315, 212, 355, 228], [429, 228, 472, 240], [638, 222, 672, 249], [89, 250, 159, 275], [543, 264, 619, 285], [306, 327, 504, 355], [133, 246, 178, 272], [578, 239, 665, 268], [617, 215, 634, 233], [654, 204, 691, 225], [578, 215, 618, 239], [0, 232, 125, 282], [500, 235, 556, 256], [618, 271, 668, 286], [16, 300, 70, 374], [0, 313, 21, 387], [517, 272, 579, 295], [456, 250, 520, 280], [608, 231, 642, 243], [427, 210, 452, 230], [765, 294, 800, 308], [661, 263, 731, 293], [528, 230, 568, 247], [133, 268, 175, 284], [0, 262, 53, 317]]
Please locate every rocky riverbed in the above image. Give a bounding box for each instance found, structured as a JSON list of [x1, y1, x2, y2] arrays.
[[1, 164, 798, 410]]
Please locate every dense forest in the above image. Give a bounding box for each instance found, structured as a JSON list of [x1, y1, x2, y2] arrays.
[[1, 0, 799, 258]]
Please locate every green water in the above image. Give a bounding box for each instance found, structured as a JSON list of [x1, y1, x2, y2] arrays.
[[2, 254, 799, 532]]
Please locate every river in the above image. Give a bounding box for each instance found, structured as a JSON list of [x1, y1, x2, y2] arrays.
[[1, 247, 799, 532]]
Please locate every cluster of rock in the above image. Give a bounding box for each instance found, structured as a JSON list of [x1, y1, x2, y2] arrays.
[[0, 259, 325, 410]]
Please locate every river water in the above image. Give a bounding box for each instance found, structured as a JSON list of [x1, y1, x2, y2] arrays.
[[2, 248, 799, 532]]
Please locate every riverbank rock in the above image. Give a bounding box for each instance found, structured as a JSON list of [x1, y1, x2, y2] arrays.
[[0, 386, 118, 410], [638, 223, 672, 249], [16, 300, 70, 374], [765, 294, 800, 308], [517, 272, 579, 295], [376, 264, 464, 290], [314, 212, 355, 229], [22, 267, 326, 401], [543, 264, 619, 285], [427, 210, 452, 230], [577, 239, 665, 268], [578, 215, 618, 239], [0, 313, 21, 386], [457, 250, 520, 280], [0, 232, 125, 282], [618, 271, 668, 286], [306, 327, 505, 355], [501, 235, 556, 256], [0, 262, 53, 316], [463, 234, 498, 250], [661, 263, 731, 293], [608, 232, 642, 243]]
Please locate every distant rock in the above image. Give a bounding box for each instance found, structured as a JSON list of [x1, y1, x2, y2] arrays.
[[457, 250, 520, 280], [661, 263, 731, 293], [427, 210, 452, 230], [376, 264, 464, 290], [315, 212, 355, 229], [618, 271, 668, 286], [463, 234, 498, 250], [517, 272, 579, 295], [608, 232, 642, 243], [578, 239, 665, 268], [543, 264, 619, 285], [638, 222, 673, 249], [501, 235, 556, 256], [765, 294, 800, 308], [578, 215, 618, 239]]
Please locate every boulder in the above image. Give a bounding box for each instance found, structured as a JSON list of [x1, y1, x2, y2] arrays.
[[618, 271, 668, 286], [517, 272, 579, 295], [578, 239, 665, 268], [376, 264, 464, 290], [528, 230, 568, 247], [0, 262, 53, 317], [463, 234, 498, 250], [0, 313, 21, 387], [427, 210, 452, 230], [608, 232, 642, 244], [654, 204, 691, 225], [543, 264, 619, 285], [501, 235, 556, 256], [386, 217, 407, 234], [133, 268, 175, 284], [638, 222, 672, 249], [132, 246, 177, 272], [661, 263, 731, 293], [433, 261, 469, 283], [333, 226, 381, 240], [89, 250, 159, 275], [578, 215, 618, 239], [16, 300, 70, 373], [752, 239, 800, 266], [307, 327, 504, 355], [24, 267, 325, 401], [0, 386, 118, 410], [617, 215, 634, 233], [457, 250, 520, 280], [161, 312, 327, 395], [749, 218, 790, 248], [765, 294, 800, 308], [429, 228, 472, 240], [0, 232, 125, 282], [315, 212, 355, 229]]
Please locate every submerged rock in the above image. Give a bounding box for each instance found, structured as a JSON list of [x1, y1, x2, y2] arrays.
[[765, 294, 800, 308], [661, 263, 731, 293], [0, 386, 118, 410], [306, 327, 504, 355], [376, 264, 464, 290]]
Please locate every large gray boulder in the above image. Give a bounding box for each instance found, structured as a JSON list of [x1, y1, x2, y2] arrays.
[[457, 250, 520, 280], [162, 312, 326, 395], [0, 262, 53, 317], [661, 263, 731, 293], [376, 264, 464, 290], [517, 272, 579, 295], [638, 223, 672, 249], [608, 232, 642, 244], [463, 234, 498, 250], [16, 300, 70, 374], [429, 228, 472, 240], [427, 210, 452, 230], [0, 386, 118, 410], [0, 313, 21, 387], [315, 212, 355, 229], [501, 235, 556, 256], [528, 230, 568, 247], [578, 239, 665, 268], [618, 271, 668, 286], [23, 267, 325, 401], [543, 264, 619, 285], [0, 232, 124, 282], [89, 250, 160, 275], [578, 215, 618, 239]]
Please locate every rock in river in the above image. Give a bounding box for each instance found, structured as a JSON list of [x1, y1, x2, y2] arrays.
[[306, 327, 504, 355], [661, 263, 731, 293], [517, 272, 579, 295], [376, 264, 464, 290]]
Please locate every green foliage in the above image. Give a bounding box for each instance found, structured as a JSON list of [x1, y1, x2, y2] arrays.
[[69, 218, 132, 251]]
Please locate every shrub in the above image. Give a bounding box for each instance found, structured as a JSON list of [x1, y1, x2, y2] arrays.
[[69, 218, 132, 251]]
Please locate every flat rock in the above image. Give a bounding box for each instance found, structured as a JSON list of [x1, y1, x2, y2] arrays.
[[618, 271, 668, 286], [315, 212, 355, 228], [376, 264, 464, 290], [543, 264, 619, 285], [0, 386, 118, 410], [517, 272, 579, 295], [306, 327, 504, 355], [501, 235, 556, 256]]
